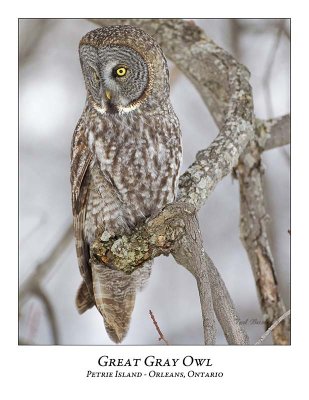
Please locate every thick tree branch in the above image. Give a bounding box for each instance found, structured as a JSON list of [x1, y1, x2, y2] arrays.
[[205, 253, 249, 344], [235, 140, 290, 345], [177, 63, 254, 209], [170, 208, 216, 344]]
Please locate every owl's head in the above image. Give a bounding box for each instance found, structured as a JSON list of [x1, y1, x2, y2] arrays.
[[79, 25, 170, 114]]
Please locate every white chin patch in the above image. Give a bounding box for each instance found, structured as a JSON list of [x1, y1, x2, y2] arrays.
[[118, 103, 140, 114], [91, 99, 140, 114]]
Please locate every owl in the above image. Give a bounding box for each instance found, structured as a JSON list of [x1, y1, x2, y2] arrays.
[[71, 25, 182, 343]]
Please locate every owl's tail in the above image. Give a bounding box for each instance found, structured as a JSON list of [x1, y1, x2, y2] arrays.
[[91, 263, 151, 343], [76, 281, 95, 314]]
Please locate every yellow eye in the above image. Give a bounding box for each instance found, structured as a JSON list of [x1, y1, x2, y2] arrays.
[[116, 67, 127, 77]]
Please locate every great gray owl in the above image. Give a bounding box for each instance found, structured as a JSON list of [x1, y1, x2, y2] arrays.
[[71, 25, 182, 343]]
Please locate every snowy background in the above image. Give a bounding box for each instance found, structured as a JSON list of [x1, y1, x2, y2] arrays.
[[19, 19, 290, 345]]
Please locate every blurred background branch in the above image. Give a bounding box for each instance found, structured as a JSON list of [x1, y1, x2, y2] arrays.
[[19, 19, 50, 67], [19, 224, 73, 344]]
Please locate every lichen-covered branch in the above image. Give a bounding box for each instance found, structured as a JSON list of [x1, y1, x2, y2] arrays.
[[90, 203, 193, 274], [235, 139, 290, 345]]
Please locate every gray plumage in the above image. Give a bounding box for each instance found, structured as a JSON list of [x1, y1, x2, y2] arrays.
[[71, 25, 182, 343]]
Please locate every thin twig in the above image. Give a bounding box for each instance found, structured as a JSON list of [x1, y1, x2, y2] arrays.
[[149, 310, 169, 345], [255, 310, 291, 345]]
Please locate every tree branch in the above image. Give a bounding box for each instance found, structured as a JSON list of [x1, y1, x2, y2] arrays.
[[257, 114, 290, 151], [235, 139, 290, 345], [205, 253, 249, 344], [170, 208, 216, 344]]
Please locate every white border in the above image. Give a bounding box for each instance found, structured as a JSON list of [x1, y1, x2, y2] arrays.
[[2, 1, 307, 396]]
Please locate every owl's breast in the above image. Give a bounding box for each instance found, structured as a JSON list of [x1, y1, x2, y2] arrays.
[[87, 111, 182, 234]]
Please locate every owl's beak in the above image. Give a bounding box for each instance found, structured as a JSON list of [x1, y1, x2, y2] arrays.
[[105, 90, 112, 101]]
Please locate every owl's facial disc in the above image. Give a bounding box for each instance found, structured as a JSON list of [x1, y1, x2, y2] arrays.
[[80, 45, 149, 113]]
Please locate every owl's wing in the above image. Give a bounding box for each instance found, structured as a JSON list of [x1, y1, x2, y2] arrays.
[[71, 118, 94, 312]]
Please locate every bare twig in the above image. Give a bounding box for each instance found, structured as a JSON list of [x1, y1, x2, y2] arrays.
[[149, 310, 169, 345], [255, 310, 291, 345]]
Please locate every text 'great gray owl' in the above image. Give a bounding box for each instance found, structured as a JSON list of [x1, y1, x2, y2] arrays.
[[71, 25, 182, 343]]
